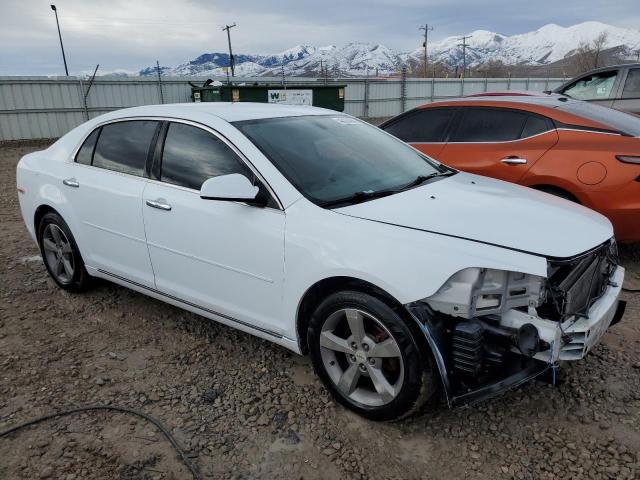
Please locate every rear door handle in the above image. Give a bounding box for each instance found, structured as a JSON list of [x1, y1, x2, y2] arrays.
[[146, 199, 172, 211], [62, 178, 79, 188], [501, 157, 528, 165]]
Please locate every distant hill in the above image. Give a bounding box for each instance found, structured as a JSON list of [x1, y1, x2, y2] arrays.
[[138, 22, 640, 77]]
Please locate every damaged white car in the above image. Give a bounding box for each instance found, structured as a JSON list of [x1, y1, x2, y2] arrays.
[[16, 103, 626, 420]]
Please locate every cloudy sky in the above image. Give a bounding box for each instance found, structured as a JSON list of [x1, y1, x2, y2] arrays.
[[2, 0, 639, 75]]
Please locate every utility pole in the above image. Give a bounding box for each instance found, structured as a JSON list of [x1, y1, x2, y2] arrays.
[[419, 24, 433, 78], [156, 61, 164, 104], [222, 23, 237, 77], [458, 35, 471, 79], [50, 5, 69, 76]]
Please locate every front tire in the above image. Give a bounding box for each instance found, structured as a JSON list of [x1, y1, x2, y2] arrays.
[[38, 212, 91, 292], [307, 291, 437, 421]]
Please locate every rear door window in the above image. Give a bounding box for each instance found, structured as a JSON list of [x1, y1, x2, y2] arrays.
[[450, 109, 528, 142], [383, 109, 455, 142], [75, 128, 100, 165], [521, 115, 552, 138], [621, 68, 640, 99], [160, 122, 253, 190], [562, 70, 618, 100], [93, 120, 159, 176]]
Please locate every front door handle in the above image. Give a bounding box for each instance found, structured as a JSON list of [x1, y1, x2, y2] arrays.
[[146, 199, 172, 211], [501, 157, 528, 165], [62, 178, 79, 188]]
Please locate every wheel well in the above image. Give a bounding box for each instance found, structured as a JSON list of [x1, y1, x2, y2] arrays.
[[530, 184, 580, 203], [34, 205, 58, 235], [296, 276, 424, 355]]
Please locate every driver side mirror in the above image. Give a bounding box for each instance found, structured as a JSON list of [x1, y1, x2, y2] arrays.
[[200, 174, 267, 207]]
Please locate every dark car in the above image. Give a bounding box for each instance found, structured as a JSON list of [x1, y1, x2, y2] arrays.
[[554, 63, 640, 114]]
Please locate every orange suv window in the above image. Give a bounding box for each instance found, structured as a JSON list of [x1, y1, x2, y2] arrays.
[[451, 109, 528, 142], [382, 109, 455, 143]]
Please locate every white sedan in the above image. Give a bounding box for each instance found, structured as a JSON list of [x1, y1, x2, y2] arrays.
[[16, 103, 626, 420]]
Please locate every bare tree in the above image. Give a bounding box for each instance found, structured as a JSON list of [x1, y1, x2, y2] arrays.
[[406, 58, 451, 78], [571, 32, 609, 74], [472, 59, 508, 78]]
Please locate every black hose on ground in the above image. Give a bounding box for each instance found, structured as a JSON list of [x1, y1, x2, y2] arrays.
[[622, 287, 640, 293], [0, 405, 201, 480]]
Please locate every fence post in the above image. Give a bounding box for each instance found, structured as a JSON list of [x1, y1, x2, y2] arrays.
[[156, 60, 164, 104], [545, 70, 550, 91], [78, 78, 88, 121], [430, 78, 435, 102], [82, 64, 99, 121], [364, 77, 370, 118], [400, 69, 406, 113]]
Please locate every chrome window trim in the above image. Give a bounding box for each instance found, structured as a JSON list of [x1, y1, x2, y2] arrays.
[[144, 176, 284, 214], [409, 129, 557, 145], [70, 115, 284, 210], [556, 128, 621, 137], [408, 127, 621, 145]]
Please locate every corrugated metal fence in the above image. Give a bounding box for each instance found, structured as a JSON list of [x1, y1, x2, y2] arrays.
[[0, 76, 566, 141]]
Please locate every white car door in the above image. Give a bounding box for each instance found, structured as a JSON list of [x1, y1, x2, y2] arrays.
[[141, 121, 286, 336], [68, 119, 159, 288]]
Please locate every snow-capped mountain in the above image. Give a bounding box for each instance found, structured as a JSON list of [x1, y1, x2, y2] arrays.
[[417, 21, 640, 67], [140, 22, 640, 77]]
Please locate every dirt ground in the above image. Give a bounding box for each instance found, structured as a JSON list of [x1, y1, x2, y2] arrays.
[[1, 140, 639, 480]]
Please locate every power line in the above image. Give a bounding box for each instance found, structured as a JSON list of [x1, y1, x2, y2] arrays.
[[458, 35, 471, 79], [419, 24, 434, 78], [222, 23, 237, 77]]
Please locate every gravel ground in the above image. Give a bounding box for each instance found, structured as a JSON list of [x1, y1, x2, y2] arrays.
[[1, 141, 639, 480]]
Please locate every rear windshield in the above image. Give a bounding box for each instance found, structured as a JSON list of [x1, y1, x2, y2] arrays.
[[557, 101, 640, 137]]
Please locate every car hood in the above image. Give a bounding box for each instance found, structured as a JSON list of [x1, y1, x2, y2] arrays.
[[334, 172, 613, 259]]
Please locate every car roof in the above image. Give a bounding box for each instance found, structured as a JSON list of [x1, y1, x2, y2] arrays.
[[421, 94, 575, 109], [568, 63, 640, 75], [103, 102, 339, 123]]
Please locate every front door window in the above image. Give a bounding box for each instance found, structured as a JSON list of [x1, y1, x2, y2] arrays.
[[562, 71, 618, 100]]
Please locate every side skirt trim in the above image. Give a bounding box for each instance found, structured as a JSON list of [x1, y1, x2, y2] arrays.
[[97, 268, 283, 339]]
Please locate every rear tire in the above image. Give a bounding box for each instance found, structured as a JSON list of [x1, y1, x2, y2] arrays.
[[307, 290, 437, 421], [37, 212, 91, 292]]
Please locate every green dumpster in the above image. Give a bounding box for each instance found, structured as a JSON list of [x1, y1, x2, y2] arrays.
[[191, 83, 346, 112]]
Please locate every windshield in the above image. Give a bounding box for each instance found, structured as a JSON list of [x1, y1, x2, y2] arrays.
[[234, 115, 446, 206], [558, 100, 640, 137], [561, 71, 618, 100]]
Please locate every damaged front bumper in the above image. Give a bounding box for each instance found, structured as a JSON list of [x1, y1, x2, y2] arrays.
[[501, 266, 625, 363], [405, 265, 626, 408]]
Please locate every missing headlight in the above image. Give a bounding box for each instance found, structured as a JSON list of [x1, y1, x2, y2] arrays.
[[423, 267, 545, 319]]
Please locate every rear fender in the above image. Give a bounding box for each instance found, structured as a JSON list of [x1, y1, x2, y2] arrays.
[[18, 153, 86, 256]]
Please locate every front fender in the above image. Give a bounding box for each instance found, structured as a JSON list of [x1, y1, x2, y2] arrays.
[[282, 199, 547, 342]]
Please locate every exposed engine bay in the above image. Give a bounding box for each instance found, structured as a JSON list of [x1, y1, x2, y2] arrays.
[[406, 239, 626, 406]]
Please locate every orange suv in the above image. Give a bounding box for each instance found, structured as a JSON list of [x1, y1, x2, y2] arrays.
[[380, 95, 640, 242]]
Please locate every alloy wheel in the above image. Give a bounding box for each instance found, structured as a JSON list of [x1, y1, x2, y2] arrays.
[[319, 308, 404, 407], [42, 224, 75, 284]]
